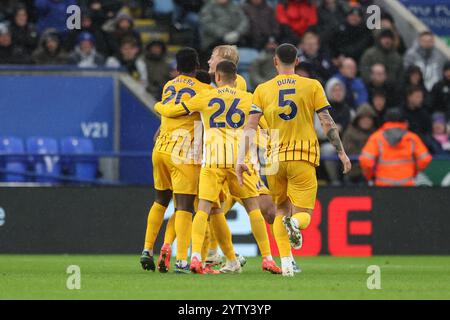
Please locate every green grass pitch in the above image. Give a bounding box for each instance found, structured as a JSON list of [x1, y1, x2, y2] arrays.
[[1, 255, 450, 300]]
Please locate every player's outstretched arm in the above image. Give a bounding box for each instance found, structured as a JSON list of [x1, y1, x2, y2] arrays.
[[154, 101, 190, 118], [236, 112, 261, 185], [317, 109, 352, 174]]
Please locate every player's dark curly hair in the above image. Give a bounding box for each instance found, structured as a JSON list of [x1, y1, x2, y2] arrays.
[[176, 47, 199, 74]]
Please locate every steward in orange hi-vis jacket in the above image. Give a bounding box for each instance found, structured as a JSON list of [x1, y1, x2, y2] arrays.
[[359, 108, 432, 186]]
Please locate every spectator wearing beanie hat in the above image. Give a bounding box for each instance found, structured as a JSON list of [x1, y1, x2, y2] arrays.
[[431, 112, 450, 153], [360, 28, 403, 84], [68, 31, 105, 68]]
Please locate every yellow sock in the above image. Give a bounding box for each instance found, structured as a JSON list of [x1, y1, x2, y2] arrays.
[[191, 210, 209, 258], [210, 213, 236, 261], [249, 209, 271, 258], [144, 202, 166, 251], [292, 212, 312, 230], [163, 212, 176, 245], [208, 220, 219, 251], [273, 215, 291, 258], [175, 210, 193, 261], [201, 225, 211, 262]]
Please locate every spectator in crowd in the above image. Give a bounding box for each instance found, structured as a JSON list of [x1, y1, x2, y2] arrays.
[[249, 37, 277, 88], [331, 57, 368, 109], [330, 5, 373, 63], [275, 0, 317, 39], [143, 40, 172, 100], [106, 37, 147, 85], [402, 65, 429, 103], [31, 29, 68, 64], [320, 77, 352, 185], [430, 61, 450, 120], [370, 88, 388, 128], [431, 112, 450, 153], [342, 103, 377, 184], [0, 21, 32, 64], [378, 12, 406, 54], [0, 0, 17, 22], [317, 0, 348, 51], [172, 0, 203, 49], [360, 108, 432, 186], [35, 0, 77, 35], [106, 12, 142, 57], [360, 28, 403, 85], [199, 0, 249, 51], [67, 31, 105, 68], [366, 63, 400, 108], [241, 0, 280, 50], [78, 0, 123, 27], [64, 10, 109, 56], [404, 31, 446, 91], [403, 86, 432, 139], [297, 30, 334, 83], [9, 5, 38, 56]]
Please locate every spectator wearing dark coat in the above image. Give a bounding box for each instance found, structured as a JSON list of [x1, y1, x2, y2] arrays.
[[343, 103, 377, 184], [35, 0, 77, 35], [404, 31, 446, 91], [9, 5, 38, 56], [31, 29, 68, 64], [106, 12, 142, 57], [404, 86, 432, 138], [366, 63, 401, 108], [378, 12, 406, 55], [199, 0, 249, 50], [297, 30, 335, 84], [430, 61, 450, 120], [143, 40, 172, 101], [241, 0, 280, 50], [402, 65, 430, 106], [67, 31, 105, 68], [0, 22, 32, 64], [276, 0, 317, 39], [329, 5, 373, 63], [317, 0, 348, 52], [249, 38, 278, 89], [360, 29, 403, 85], [369, 89, 388, 128]]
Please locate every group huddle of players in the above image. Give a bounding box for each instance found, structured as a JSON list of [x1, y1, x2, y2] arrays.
[[139, 44, 351, 277]]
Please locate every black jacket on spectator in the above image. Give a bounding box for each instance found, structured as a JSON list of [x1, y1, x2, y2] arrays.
[[430, 74, 450, 120], [404, 105, 432, 137], [241, 0, 280, 50], [317, 0, 348, 52], [330, 21, 373, 63], [329, 100, 352, 133], [0, 42, 32, 64], [298, 48, 335, 84], [10, 22, 38, 55], [367, 80, 401, 108]]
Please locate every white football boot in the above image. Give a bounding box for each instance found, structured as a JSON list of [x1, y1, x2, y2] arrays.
[[282, 216, 303, 249], [219, 259, 242, 274]]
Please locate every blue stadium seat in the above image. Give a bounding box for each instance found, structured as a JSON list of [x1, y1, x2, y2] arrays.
[[237, 47, 260, 91], [26, 137, 61, 183], [153, 0, 174, 15], [0, 137, 27, 182], [60, 137, 97, 182]]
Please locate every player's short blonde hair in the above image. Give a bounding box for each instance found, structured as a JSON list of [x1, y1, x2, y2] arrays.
[[213, 45, 240, 65]]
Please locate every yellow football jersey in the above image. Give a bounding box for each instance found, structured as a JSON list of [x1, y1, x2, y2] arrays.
[[182, 85, 254, 168], [236, 74, 247, 92], [154, 75, 212, 162], [252, 74, 330, 166]]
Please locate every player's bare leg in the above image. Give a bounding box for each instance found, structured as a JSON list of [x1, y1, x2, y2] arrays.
[[141, 189, 172, 271], [173, 193, 196, 273], [242, 197, 281, 274]]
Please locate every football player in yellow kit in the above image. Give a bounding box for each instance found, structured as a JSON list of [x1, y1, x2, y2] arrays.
[[155, 61, 282, 274], [237, 44, 352, 276], [140, 48, 211, 273]]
